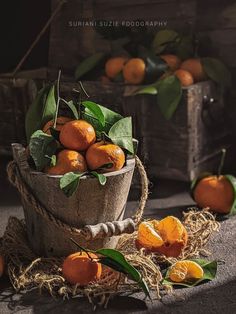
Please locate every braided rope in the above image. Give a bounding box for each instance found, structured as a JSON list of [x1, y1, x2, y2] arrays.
[[6, 156, 148, 239]]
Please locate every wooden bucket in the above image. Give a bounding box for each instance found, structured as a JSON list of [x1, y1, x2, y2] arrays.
[[9, 144, 147, 257]]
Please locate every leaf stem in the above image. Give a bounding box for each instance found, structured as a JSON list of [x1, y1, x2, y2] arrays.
[[79, 81, 90, 99], [70, 238, 94, 261], [53, 69, 61, 128], [218, 148, 226, 177]]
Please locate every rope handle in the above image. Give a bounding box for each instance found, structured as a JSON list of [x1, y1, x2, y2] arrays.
[[7, 154, 148, 240]]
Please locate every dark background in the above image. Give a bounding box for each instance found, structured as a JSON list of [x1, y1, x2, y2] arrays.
[[0, 0, 50, 73]]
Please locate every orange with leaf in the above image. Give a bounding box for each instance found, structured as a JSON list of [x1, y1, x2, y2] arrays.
[[136, 216, 188, 257], [62, 252, 102, 285], [60, 119, 96, 151], [86, 141, 125, 172], [192, 149, 236, 215], [46, 149, 87, 175]]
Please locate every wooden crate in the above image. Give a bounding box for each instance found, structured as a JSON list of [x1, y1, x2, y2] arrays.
[[0, 0, 235, 181], [122, 81, 232, 181]]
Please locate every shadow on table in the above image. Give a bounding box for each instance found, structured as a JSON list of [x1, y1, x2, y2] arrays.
[[0, 284, 148, 314]]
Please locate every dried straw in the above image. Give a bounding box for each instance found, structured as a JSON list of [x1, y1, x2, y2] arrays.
[[0, 208, 219, 308]]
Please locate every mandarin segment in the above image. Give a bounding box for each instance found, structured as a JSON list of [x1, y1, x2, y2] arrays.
[[137, 222, 164, 249], [157, 216, 186, 244], [60, 120, 96, 151], [46, 149, 87, 175], [86, 141, 125, 172], [169, 260, 204, 283], [62, 252, 102, 286], [193, 175, 234, 214]]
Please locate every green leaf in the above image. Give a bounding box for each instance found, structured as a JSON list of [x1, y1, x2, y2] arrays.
[[163, 259, 217, 288], [90, 171, 107, 185], [108, 117, 134, 154], [145, 55, 168, 83], [60, 172, 85, 197], [176, 35, 194, 60], [157, 75, 182, 120], [45, 154, 57, 167], [82, 101, 105, 127], [29, 130, 58, 171], [225, 175, 236, 215], [25, 85, 57, 142], [75, 52, 105, 81], [152, 30, 179, 54], [135, 86, 158, 95], [82, 104, 123, 133], [201, 58, 232, 88], [96, 248, 151, 299], [61, 99, 79, 119]]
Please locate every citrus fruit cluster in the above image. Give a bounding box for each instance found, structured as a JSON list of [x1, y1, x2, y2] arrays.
[[104, 55, 206, 87], [42, 117, 125, 175]]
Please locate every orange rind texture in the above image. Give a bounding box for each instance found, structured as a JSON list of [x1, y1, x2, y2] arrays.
[[193, 175, 234, 214], [46, 149, 87, 175], [62, 252, 102, 286], [60, 120, 96, 151], [86, 141, 125, 172]]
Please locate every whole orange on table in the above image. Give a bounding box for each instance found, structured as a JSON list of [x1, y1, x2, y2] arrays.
[[136, 216, 188, 257], [193, 175, 234, 214], [60, 119, 96, 151], [62, 252, 102, 285]]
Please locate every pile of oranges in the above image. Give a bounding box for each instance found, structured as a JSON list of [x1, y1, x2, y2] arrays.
[[104, 55, 207, 87], [43, 117, 125, 175]]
